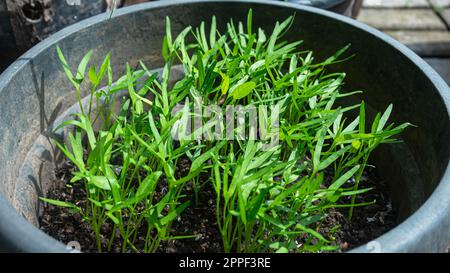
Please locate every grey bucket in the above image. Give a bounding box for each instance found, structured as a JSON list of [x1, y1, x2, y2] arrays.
[[0, 0, 449, 253]]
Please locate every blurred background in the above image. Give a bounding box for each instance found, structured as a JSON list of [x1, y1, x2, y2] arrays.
[[359, 0, 450, 85], [0, 0, 449, 85]]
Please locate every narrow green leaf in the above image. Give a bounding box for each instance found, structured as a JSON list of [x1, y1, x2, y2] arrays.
[[210, 16, 217, 47], [359, 100, 366, 134], [247, 8, 253, 36], [88, 175, 117, 191], [160, 201, 190, 226], [39, 197, 80, 212], [318, 145, 351, 171], [76, 50, 93, 81], [232, 81, 256, 100], [377, 104, 393, 132], [328, 165, 360, 192], [136, 171, 162, 197], [221, 74, 230, 95]]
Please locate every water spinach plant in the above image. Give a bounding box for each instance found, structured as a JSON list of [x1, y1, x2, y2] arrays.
[[41, 10, 410, 253]]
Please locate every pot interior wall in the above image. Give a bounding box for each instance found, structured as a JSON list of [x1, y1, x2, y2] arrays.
[[0, 1, 449, 237]]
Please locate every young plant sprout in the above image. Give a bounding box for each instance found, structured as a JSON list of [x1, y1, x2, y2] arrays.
[[41, 10, 410, 253]]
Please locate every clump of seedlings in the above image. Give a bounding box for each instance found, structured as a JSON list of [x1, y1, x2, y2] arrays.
[[40, 10, 410, 253]]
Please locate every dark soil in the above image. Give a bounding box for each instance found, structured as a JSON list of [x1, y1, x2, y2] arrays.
[[321, 169, 397, 252], [39, 160, 396, 253]]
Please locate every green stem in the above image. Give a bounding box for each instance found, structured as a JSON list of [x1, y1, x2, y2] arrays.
[[348, 156, 369, 220]]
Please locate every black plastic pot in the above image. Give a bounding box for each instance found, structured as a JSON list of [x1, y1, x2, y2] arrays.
[[0, 0, 449, 253]]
